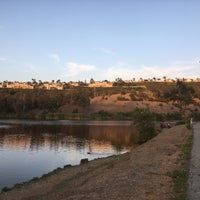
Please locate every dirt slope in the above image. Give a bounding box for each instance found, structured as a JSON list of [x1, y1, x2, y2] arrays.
[[89, 94, 180, 114], [0, 125, 191, 200]]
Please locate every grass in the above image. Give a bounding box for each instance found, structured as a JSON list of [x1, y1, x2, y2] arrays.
[[168, 170, 188, 193], [167, 133, 193, 200]]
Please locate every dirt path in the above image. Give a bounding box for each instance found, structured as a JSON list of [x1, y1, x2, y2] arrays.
[[0, 125, 191, 200]]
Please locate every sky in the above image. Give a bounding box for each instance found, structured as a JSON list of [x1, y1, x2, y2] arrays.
[[0, 0, 200, 82]]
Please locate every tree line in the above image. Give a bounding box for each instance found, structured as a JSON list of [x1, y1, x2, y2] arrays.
[[0, 88, 92, 114]]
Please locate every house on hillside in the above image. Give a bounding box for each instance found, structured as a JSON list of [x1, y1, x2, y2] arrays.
[[184, 78, 193, 82], [43, 83, 63, 90], [166, 79, 175, 83], [88, 81, 112, 87]]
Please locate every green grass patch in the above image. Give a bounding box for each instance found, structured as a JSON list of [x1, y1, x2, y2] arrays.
[[167, 133, 193, 200], [169, 170, 188, 193]]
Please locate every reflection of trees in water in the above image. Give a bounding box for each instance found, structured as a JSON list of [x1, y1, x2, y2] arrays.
[[0, 124, 138, 151], [88, 126, 138, 147]]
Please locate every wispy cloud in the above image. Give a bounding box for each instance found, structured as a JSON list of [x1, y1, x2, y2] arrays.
[[27, 63, 38, 73], [63, 62, 96, 78], [102, 58, 200, 81], [0, 57, 6, 62], [49, 53, 61, 62], [103, 62, 134, 80], [141, 58, 199, 78], [100, 48, 115, 55]]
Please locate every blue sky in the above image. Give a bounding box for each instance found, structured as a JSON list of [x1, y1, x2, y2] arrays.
[[0, 0, 200, 82]]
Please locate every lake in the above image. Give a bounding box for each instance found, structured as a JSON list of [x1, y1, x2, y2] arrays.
[[0, 120, 138, 190]]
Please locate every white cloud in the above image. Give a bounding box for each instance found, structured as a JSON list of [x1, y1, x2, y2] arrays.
[[64, 62, 96, 78], [49, 53, 60, 62], [0, 57, 6, 62]]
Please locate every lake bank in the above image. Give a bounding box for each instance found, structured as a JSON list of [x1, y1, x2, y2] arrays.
[[0, 124, 192, 200]]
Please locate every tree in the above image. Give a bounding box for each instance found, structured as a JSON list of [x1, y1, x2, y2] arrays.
[[90, 78, 95, 84], [78, 81, 87, 87], [165, 81, 195, 114], [32, 78, 36, 83], [133, 108, 157, 144], [71, 88, 90, 107], [153, 77, 156, 82], [38, 80, 43, 86], [113, 78, 125, 86]]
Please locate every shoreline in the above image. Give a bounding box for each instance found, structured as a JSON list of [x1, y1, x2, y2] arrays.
[[0, 155, 122, 193], [0, 124, 192, 200]]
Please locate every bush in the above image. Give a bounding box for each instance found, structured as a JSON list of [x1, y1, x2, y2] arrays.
[[175, 121, 186, 126], [133, 108, 157, 143], [1, 186, 10, 192], [117, 96, 129, 101], [80, 158, 88, 164]]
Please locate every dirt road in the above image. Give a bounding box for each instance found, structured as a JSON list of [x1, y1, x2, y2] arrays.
[[0, 125, 191, 200]]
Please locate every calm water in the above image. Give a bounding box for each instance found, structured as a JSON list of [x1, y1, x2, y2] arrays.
[[0, 120, 137, 190]]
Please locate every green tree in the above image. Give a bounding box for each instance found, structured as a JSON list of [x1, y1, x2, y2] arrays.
[[113, 78, 125, 86], [170, 81, 194, 110], [133, 108, 157, 144], [90, 78, 95, 84]]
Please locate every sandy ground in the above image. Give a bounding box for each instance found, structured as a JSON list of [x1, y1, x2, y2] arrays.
[[0, 125, 191, 200]]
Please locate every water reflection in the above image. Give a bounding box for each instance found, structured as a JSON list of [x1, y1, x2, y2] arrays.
[[0, 120, 138, 190], [0, 124, 137, 151]]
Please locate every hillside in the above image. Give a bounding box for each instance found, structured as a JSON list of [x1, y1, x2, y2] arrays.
[[0, 82, 200, 120]]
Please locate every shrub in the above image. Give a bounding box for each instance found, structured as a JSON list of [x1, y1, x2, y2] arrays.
[[133, 108, 157, 143], [175, 121, 186, 126], [117, 96, 129, 101], [1, 186, 10, 192], [80, 158, 88, 164]]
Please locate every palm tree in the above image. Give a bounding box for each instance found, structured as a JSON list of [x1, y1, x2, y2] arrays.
[[163, 76, 166, 82]]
